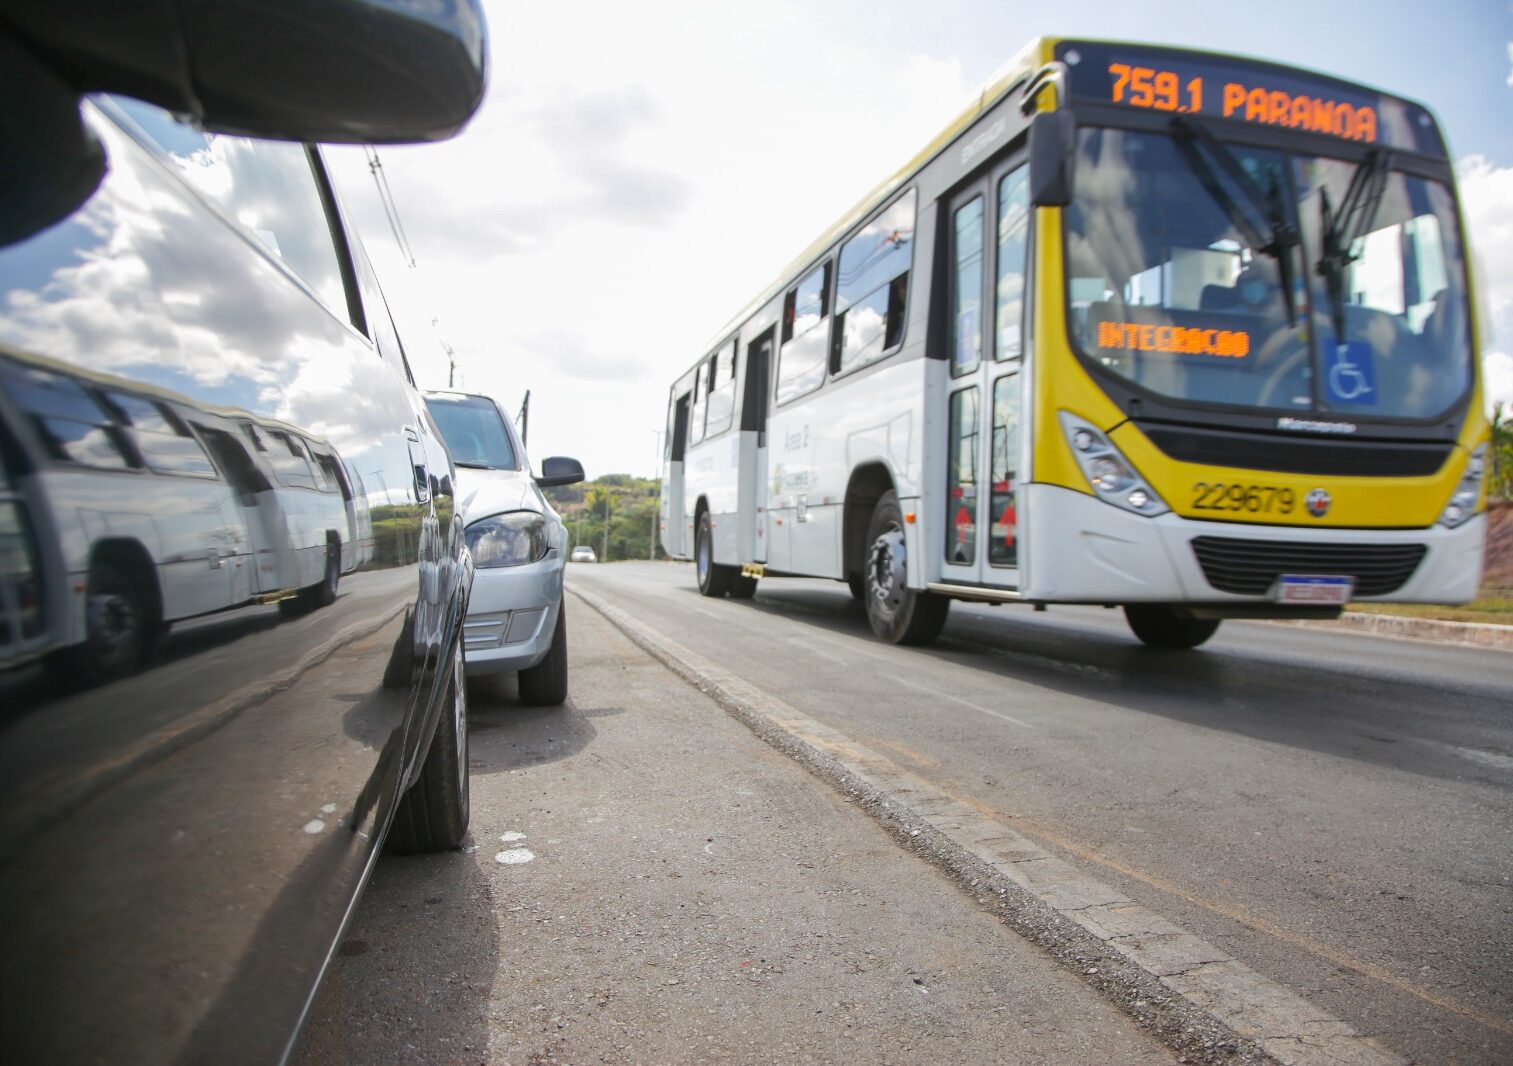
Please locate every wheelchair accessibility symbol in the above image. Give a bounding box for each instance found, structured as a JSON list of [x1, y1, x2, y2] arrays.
[[1325, 341, 1377, 405]]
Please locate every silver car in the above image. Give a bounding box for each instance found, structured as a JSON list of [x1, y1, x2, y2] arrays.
[[424, 391, 583, 705]]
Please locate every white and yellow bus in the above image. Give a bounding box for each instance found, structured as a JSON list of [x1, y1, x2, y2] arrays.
[[660, 37, 1488, 648]]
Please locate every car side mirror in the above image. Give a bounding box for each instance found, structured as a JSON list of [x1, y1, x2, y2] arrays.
[[1028, 110, 1076, 207], [536, 456, 585, 488], [3, 0, 487, 144]]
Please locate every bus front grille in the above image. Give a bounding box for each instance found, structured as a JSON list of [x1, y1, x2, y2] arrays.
[[1190, 536, 1428, 596]]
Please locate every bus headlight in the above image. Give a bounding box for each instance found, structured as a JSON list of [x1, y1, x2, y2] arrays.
[[466, 511, 549, 567], [1439, 445, 1487, 529], [1059, 412, 1169, 517]]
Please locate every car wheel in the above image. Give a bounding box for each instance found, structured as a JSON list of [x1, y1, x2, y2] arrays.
[[518, 598, 568, 707], [695, 510, 732, 597], [387, 638, 470, 853], [1123, 604, 1221, 649], [73, 561, 152, 684], [864, 490, 949, 645]]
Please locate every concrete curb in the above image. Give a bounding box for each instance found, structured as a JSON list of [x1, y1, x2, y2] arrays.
[[1277, 611, 1513, 650], [571, 583, 1408, 1066]]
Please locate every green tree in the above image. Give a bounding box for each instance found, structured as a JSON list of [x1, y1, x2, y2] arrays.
[[548, 474, 666, 562], [1492, 403, 1513, 501]]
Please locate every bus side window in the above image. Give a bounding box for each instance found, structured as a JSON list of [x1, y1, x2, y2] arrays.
[[995, 168, 1030, 361], [0, 361, 133, 471], [705, 339, 738, 436], [775, 261, 831, 404], [946, 387, 979, 563], [689, 364, 708, 446], [98, 392, 217, 478], [951, 196, 985, 377], [833, 189, 916, 375]]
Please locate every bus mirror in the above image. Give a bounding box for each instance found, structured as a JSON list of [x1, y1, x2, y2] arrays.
[[1029, 111, 1076, 207]]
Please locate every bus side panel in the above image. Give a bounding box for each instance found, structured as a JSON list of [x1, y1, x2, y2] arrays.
[[736, 429, 760, 564], [707, 433, 741, 565]]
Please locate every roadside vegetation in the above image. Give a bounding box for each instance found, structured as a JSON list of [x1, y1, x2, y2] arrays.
[[544, 474, 667, 563]]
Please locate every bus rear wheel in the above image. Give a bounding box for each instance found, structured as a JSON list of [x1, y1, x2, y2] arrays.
[[864, 491, 948, 645], [695, 510, 733, 597], [1123, 605, 1220, 649]]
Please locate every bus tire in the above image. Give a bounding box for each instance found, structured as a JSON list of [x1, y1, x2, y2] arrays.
[[695, 510, 733, 597], [310, 541, 340, 608], [73, 560, 152, 684], [387, 638, 470, 853], [728, 573, 757, 598], [846, 574, 865, 602], [1123, 605, 1220, 649], [518, 598, 568, 707], [864, 491, 948, 645]]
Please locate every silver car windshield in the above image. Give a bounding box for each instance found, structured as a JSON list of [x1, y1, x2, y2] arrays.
[[425, 394, 519, 469]]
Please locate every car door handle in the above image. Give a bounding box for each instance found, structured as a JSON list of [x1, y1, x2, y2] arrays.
[[405, 428, 430, 505]]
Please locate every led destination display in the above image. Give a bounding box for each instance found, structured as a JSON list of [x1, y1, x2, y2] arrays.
[[1057, 41, 1444, 156]]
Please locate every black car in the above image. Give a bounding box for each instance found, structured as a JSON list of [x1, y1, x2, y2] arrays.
[[0, 2, 487, 1061]]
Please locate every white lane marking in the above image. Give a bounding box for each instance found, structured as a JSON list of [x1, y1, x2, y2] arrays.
[[1438, 744, 1513, 772], [886, 673, 1035, 730], [787, 636, 846, 664], [302, 819, 325, 834], [495, 848, 535, 865], [500, 831, 528, 842], [689, 605, 719, 620]]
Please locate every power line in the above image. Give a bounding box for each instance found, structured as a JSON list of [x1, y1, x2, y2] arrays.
[[365, 146, 416, 269]]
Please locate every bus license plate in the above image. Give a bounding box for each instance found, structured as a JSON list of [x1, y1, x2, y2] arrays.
[[1273, 574, 1353, 605]]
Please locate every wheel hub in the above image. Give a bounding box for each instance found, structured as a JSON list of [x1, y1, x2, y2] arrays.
[[867, 528, 908, 617]]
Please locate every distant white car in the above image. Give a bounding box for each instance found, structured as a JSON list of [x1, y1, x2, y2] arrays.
[[570, 546, 597, 563], [423, 390, 584, 705]]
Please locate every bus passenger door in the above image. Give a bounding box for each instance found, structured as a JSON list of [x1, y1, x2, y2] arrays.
[[940, 162, 1030, 589], [662, 392, 690, 557], [742, 330, 773, 563]]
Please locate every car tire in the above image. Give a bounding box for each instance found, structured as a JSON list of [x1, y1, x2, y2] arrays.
[[695, 510, 733, 597], [71, 560, 152, 685], [387, 639, 470, 853], [1123, 604, 1221, 649], [517, 598, 568, 707], [864, 490, 949, 645]]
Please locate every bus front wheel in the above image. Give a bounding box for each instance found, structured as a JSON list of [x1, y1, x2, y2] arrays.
[[864, 491, 948, 645], [1123, 605, 1220, 649]]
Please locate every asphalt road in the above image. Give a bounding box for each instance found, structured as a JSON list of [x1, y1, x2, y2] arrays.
[[296, 595, 1176, 1065], [568, 562, 1513, 1065]]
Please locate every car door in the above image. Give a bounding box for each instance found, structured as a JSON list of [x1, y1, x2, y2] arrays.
[[0, 98, 463, 1064]]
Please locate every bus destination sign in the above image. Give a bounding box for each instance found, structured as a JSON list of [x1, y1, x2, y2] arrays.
[[1104, 61, 1377, 143], [1055, 41, 1443, 156]]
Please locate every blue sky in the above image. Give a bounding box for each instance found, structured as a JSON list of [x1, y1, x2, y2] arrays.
[[327, 1, 1512, 478]]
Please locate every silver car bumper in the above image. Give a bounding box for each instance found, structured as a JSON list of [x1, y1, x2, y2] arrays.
[[461, 552, 564, 675]]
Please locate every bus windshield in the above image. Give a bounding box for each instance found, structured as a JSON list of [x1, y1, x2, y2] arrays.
[[1063, 127, 1471, 420]]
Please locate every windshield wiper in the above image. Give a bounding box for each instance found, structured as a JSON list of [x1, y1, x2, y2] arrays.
[[453, 460, 493, 469], [1172, 116, 1299, 326], [1316, 148, 1393, 341]]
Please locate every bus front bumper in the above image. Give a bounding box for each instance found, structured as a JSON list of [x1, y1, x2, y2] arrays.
[[1021, 484, 1484, 607]]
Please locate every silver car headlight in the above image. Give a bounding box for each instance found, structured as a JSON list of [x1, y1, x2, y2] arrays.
[[466, 511, 549, 567], [1059, 411, 1170, 517], [1439, 444, 1486, 529]]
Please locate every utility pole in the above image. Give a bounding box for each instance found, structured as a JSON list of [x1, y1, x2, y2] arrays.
[[601, 491, 610, 562], [650, 429, 662, 561]]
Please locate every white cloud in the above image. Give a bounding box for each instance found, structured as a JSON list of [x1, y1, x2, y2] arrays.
[[1457, 155, 1513, 414], [323, 0, 971, 479]]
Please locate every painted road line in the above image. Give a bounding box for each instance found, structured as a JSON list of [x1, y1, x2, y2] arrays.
[[571, 583, 1407, 1066], [886, 672, 1036, 729]]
